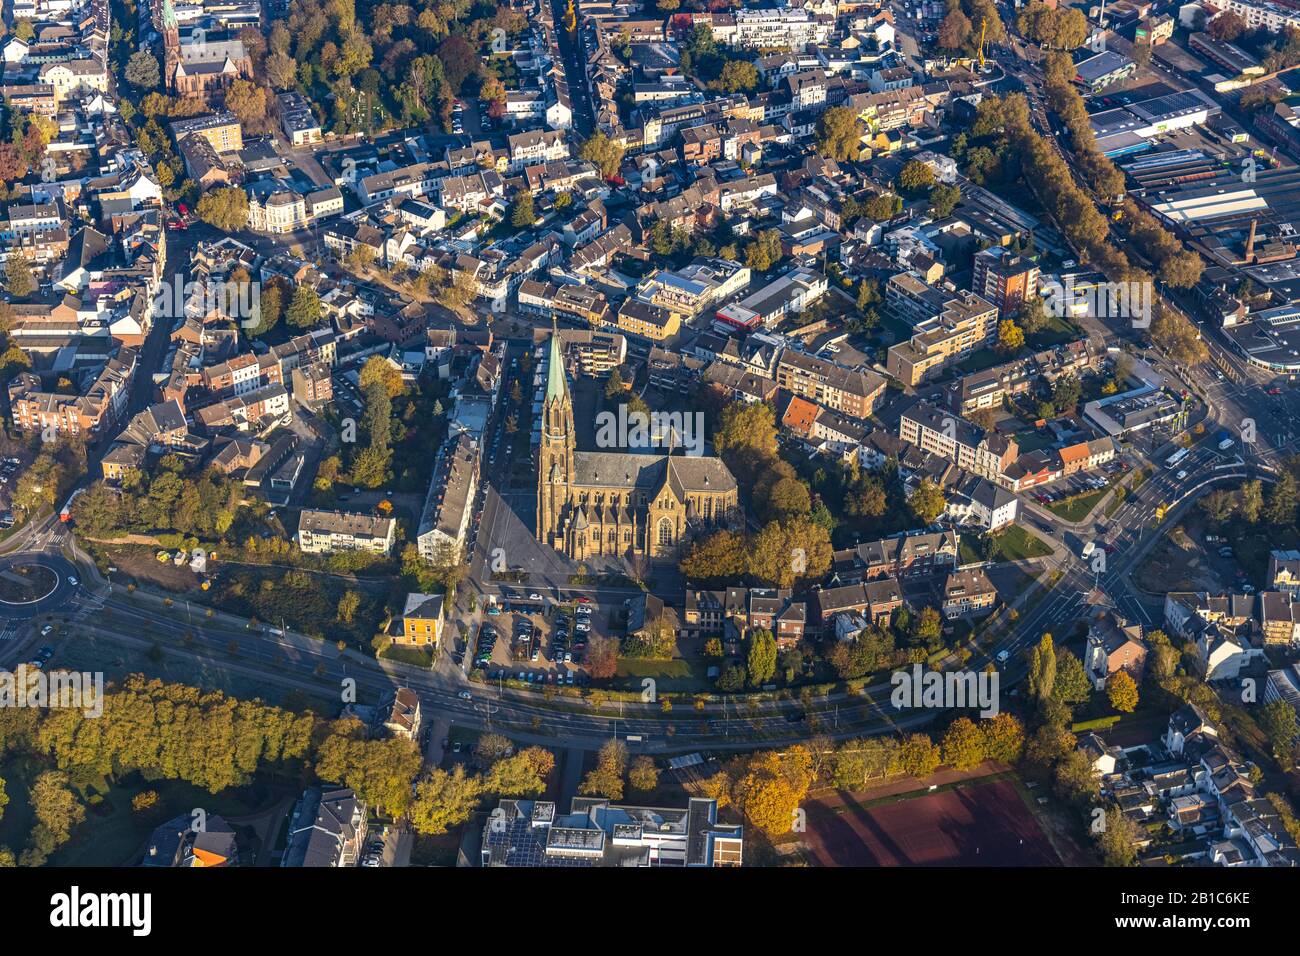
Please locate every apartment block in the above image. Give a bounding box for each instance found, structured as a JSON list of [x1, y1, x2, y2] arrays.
[[972, 247, 1040, 317], [887, 292, 998, 387], [775, 350, 887, 420], [416, 432, 479, 560], [898, 400, 1018, 485], [297, 509, 397, 555]]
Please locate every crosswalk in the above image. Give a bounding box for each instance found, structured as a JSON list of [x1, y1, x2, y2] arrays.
[[0, 621, 17, 641]]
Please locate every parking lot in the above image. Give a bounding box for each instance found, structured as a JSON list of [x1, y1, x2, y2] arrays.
[[466, 598, 606, 689], [1025, 458, 1129, 508]]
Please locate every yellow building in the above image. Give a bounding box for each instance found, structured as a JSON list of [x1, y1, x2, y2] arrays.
[[398, 593, 444, 646]]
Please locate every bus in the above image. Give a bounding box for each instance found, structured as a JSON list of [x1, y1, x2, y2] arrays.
[[59, 487, 86, 523], [1165, 447, 1190, 470]]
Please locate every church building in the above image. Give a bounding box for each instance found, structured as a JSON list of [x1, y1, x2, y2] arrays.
[[536, 330, 738, 562]]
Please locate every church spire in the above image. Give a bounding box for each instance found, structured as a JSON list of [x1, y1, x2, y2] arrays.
[[545, 317, 568, 405]]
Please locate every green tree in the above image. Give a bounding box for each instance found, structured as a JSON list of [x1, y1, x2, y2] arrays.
[[286, 284, 322, 329], [898, 159, 935, 194], [1029, 633, 1057, 701], [929, 183, 962, 218], [747, 628, 778, 687], [196, 187, 249, 231], [125, 51, 161, 89], [578, 132, 624, 178], [3, 256, 35, 298], [1260, 698, 1300, 764], [909, 478, 946, 524], [509, 189, 535, 228], [1096, 806, 1140, 866], [1053, 651, 1093, 704]]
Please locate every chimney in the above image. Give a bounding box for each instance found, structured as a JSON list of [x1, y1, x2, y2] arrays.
[[1246, 218, 1258, 263]]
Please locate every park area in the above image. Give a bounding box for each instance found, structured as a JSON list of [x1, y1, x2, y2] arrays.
[[797, 775, 1060, 866]]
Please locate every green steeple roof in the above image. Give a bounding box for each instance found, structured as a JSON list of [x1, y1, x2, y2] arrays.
[[162, 0, 178, 30], [545, 324, 567, 404]]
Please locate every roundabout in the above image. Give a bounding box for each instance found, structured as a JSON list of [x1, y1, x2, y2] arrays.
[[0, 553, 78, 620]]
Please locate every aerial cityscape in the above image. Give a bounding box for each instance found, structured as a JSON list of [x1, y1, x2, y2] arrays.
[[0, 0, 1297, 901]]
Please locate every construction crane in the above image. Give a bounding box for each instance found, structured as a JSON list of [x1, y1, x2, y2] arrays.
[[977, 17, 988, 72]]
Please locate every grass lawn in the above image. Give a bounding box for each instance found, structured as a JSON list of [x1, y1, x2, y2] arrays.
[[1026, 313, 1080, 349], [1013, 430, 1055, 454], [380, 644, 436, 668], [956, 347, 1004, 375], [0, 766, 282, 867], [1047, 485, 1111, 522], [962, 525, 1054, 564], [614, 657, 712, 693]]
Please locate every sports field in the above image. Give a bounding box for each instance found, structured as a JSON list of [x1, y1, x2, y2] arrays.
[[800, 778, 1060, 866]]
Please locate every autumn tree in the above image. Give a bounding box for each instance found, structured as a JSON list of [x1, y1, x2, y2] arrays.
[[983, 713, 1026, 764], [941, 717, 988, 771], [1029, 633, 1057, 701], [410, 766, 483, 835], [938, 9, 973, 49], [898, 733, 941, 779], [578, 132, 625, 178], [1106, 670, 1139, 713], [628, 755, 660, 792], [579, 740, 628, 799], [731, 749, 813, 838], [996, 318, 1026, 353], [585, 635, 619, 679], [814, 106, 863, 161]]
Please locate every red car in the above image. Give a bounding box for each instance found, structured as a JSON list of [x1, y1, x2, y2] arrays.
[[573, 596, 592, 604], [1269, 387, 1283, 395]]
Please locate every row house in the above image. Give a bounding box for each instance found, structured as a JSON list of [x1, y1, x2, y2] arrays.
[[941, 568, 998, 619], [681, 587, 807, 648], [439, 169, 506, 216], [810, 577, 904, 631], [357, 162, 444, 206], [506, 129, 569, 173], [898, 400, 1019, 486], [775, 350, 887, 420], [7, 348, 137, 438], [201, 350, 283, 399], [831, 529, 959, 583], [298, 509, 396, 556], [701, 362, 779, 404]]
